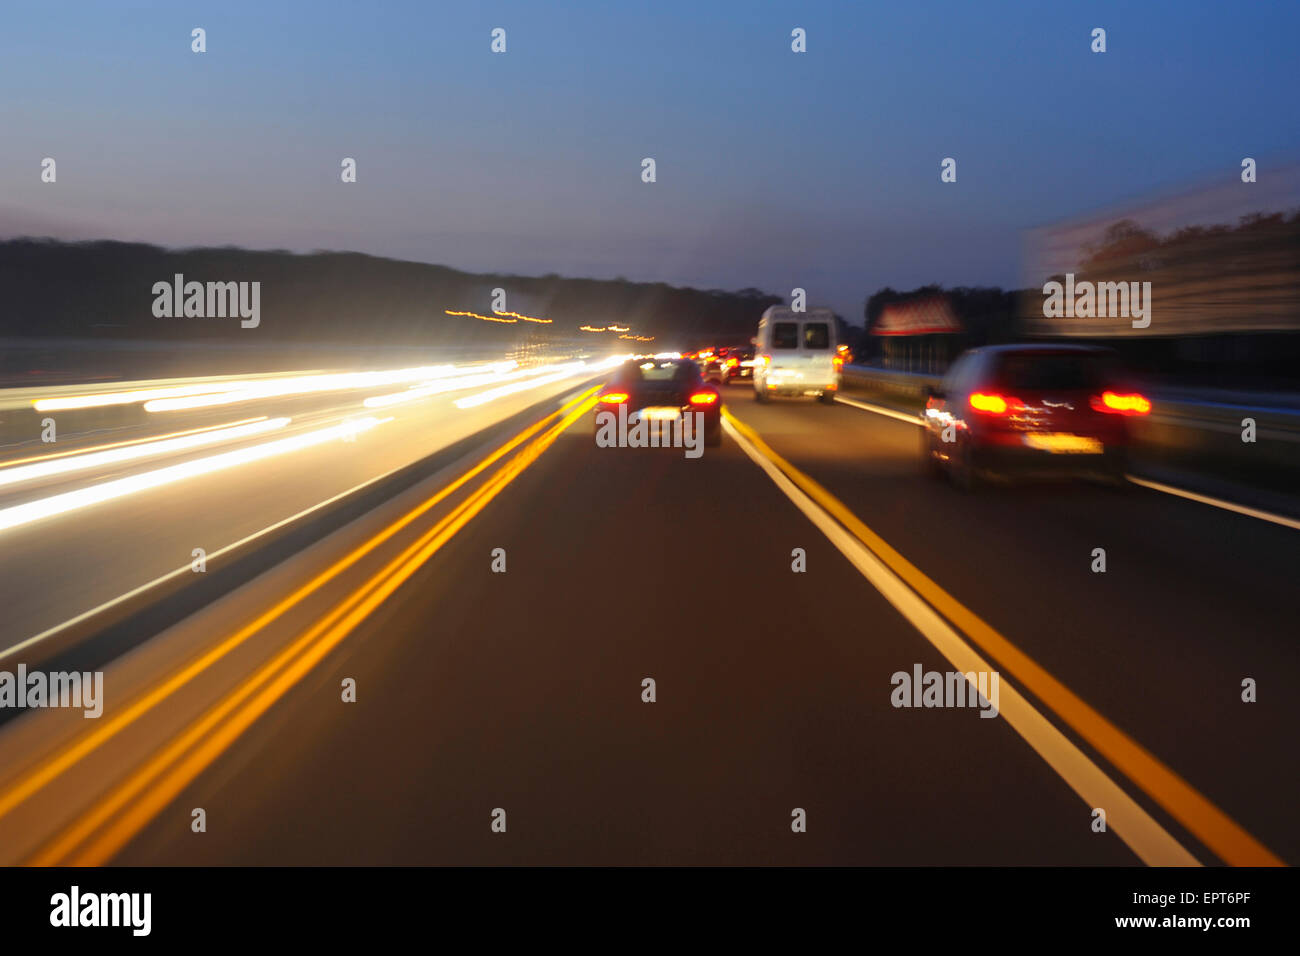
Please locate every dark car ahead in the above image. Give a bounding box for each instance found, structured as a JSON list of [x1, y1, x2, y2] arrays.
[[921, 344, 1150, 488], [596, 358, 722, 446], [718, 347, 756, 385], [701, 346, 752, 386]]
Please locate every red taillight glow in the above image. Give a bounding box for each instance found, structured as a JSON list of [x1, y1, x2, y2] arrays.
[[969, 392, 1021, 415], [833, 355, 844, 370], [1093, 391, 1151, 415], [599, 392, 629, 404], [759, 355, 771, 368], [725, 357, 738, 368], [689, 391, 718, 405]]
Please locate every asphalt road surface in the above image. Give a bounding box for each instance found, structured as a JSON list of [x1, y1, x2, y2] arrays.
[[5, 380, 1281, 866]]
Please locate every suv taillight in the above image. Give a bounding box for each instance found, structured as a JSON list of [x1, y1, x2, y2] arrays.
[[1092, 391, 1151, 415], [969, 392, 1023, 415]]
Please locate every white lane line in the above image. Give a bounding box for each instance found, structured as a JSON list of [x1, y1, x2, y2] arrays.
[[722, 415, 1201, 867], [832, 394, 924, 425], [1126, 476, 1300, 532], [837, 393, 1300, 533], [0, 455, 400, 663]]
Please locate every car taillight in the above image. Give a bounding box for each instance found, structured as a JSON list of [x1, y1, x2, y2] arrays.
[[759, 355, 771, 368], [688, 391, 718, 405], [969, 392, 1022, 415], [725, 357, 738, 368], [1092, 391, 1151, 415], [832, 355, 844, 370], [599, 391, 629, 404]]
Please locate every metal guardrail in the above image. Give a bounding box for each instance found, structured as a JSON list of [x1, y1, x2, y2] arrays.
[[841, 364, 940, 399], [1144, 396, 1300, 444]]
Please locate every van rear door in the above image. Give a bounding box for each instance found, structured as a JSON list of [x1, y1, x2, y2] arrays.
[[799, 319, 837, 384], [768, 318, 836, 387]]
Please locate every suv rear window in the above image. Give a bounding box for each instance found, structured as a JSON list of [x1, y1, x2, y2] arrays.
[[994, 353, 1111, 390], [802, 323, 830, 350], [772, 322, 798, 349]]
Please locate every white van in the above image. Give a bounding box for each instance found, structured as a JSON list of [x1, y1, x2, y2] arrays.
[[753, 307, 841, 403]]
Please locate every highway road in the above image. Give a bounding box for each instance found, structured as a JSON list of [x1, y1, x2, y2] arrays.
[[0, 371, 1294, 866], [0, 360, 603, 651]]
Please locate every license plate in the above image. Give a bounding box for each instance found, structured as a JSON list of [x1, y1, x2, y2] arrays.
[[640, 407, 681, 421], [1023, 433, 1103, 454]]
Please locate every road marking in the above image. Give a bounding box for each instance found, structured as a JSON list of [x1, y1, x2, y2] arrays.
[[724, 408, 1283, 867], [32, 392, 599, 865], [1, 385, 595, 661], [837, 392, 1300, 533], [832, 394, 924, 424], [0, 386, 600, 829], [2, 458, 417, 663], [1126, 476, 1300, 532]]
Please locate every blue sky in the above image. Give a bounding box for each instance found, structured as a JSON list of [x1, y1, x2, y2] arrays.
[[1, 0, 1297, 321]]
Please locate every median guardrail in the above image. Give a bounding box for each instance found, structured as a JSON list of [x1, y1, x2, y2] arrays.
[[841, 364, 940, 401]]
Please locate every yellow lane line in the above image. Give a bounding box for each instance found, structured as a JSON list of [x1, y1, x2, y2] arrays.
[[35, 394, 597, 865], [0, 387, 598, 826], [724, 407, 1283, 867]]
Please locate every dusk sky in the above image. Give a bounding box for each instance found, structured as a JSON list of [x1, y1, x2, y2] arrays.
[[2, 0, 1297, 322]]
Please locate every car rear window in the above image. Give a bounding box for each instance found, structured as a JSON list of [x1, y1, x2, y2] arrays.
[[772, 322, 798, 349], [802, 322, 830, 350], [614, 361, 696, 385], [994, 353, 1111, 390]]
